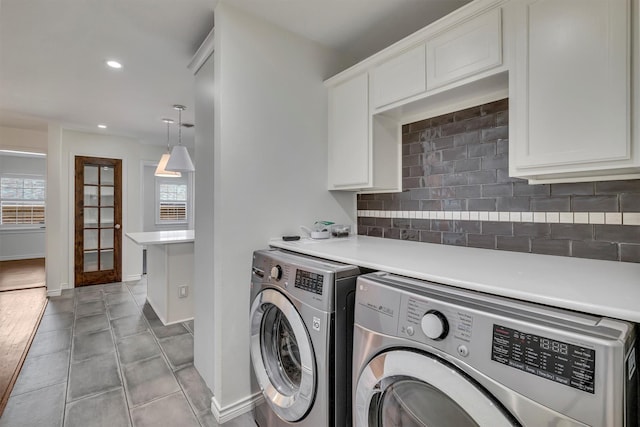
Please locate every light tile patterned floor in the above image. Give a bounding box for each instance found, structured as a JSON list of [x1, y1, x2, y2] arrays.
[[0, 278, 255, 427]]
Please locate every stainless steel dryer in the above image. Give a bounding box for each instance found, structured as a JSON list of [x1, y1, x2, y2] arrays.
[[353, 272, 638, 427], [250, 249, 361, 427]]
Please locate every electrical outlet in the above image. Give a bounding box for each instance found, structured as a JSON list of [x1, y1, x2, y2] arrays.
[[178, 285, 188, 298]]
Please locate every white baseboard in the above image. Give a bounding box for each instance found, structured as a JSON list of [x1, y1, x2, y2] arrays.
[[0, 253, 45, 261], [211, 392, 263, 424], [124, 274, 143, 282], [47, 289, 62, 297]]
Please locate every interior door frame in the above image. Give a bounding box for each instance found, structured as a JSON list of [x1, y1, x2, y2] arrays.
[[73, 155, 123, 286]]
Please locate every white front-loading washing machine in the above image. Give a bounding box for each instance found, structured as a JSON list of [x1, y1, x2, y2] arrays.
[[353, 272, 638, 426], [250, 249, 362, 426]]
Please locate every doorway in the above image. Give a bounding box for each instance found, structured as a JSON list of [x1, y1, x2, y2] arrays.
[[74, 156, 122, 286]]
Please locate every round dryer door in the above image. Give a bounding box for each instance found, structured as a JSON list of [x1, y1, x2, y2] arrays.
[[355, 350, 520, 427], [250, 288, 316, 422]]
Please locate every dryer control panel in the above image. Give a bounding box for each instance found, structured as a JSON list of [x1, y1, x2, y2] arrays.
[[294, 269, 324, 295], [491, 324, 596, 394]]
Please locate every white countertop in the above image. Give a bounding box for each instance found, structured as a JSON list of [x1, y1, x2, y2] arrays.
[[126, 230, 194, 245], [269, 236, 640, 323]]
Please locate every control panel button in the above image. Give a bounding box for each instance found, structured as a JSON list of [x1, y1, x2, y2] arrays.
[[270, 265, 282, 281], [457, 345, 469, 357], [406, 326, 414, 336], [421, 310, 449, 340]]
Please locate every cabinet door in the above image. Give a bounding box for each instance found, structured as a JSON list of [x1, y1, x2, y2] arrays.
[[371, 44, 426, 109], [511, 0, 631, 179], [426, 7, 502, 91], [328, 73, 370, 189]]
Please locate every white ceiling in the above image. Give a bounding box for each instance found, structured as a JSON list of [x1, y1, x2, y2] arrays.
[[0, 0, 470, 147]]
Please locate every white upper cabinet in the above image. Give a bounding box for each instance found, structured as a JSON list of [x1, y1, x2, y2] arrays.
[[426, 8, 502, 91], [509, 0, 639, 183], [327, 73, 402, 192], [328, 73, 370, 189], [371, 44, 427, 109]]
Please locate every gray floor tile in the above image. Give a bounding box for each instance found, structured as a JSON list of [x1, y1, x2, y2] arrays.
[[0, 382, 66, 427], [74, 313, 110, 336], [59, 289, 76, 299], [159, 333, 194, 370], [130, 391, 199, 427], [198, 411, 256, 427], [106, 291, 136, 306], [122, 355, 180, 407], [111, 314, 148, 339], [197, 411, 221, 427], [75, 289, 103, 303], [132, 294, 147, 307], [116, 331, 161, 365], [68, 352, 121, 402], [38, 312, 74, 333], [141, 303, 158, 320], [175, 365, 212, 415], [28, 328, 72, 358], [72, 329, 115, 362], [108, 301, 141, 320], [126, 281, 147, 296], [222, 412, 258, 427], [75, 300, 106, 318], [148, 317, 189, 339], [44, 298, 75, 316], [11, 350, 70, 396], [7, 278, 213, 427], [102, 282, 129, 294], [184, 320, 194, 334], [64, 388, 131, 427]]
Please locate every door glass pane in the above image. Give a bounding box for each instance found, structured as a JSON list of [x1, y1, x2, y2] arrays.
[[84, 208, 98, 227], [101, 166, 114, 185], [378, 379, 479, 427], [84, 230, 98, 250], [100, 250, 114, 270], [84, 166, 99, 185], [100, 229, 114, 249], [100, 186, 114, 206], [100, 208, 114, 226], [261, 304, 302, 394], [84, 250, 98, 272], [84, 186, 98, 206]]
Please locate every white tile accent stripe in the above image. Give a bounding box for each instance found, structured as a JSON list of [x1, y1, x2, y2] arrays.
[[357, 211, 640, 226]]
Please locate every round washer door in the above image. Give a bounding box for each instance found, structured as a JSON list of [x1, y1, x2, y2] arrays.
[[250, 288, 316, 422], [355, 350, 520, 427]]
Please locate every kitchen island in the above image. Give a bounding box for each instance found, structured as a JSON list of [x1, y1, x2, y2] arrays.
[[127, 230, 194, 325], [270, 235, 640, 323]]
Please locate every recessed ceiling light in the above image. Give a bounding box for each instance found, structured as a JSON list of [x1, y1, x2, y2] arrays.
[[97, 124, 107, 129], [106, 60, 122, 69]]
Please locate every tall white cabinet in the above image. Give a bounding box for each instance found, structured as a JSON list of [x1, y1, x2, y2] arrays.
[[508, 0, 639, 183]]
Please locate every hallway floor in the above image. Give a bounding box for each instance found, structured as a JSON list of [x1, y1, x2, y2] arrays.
[[0, 279, 255, 427]]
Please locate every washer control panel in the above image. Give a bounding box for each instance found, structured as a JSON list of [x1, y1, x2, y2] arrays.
[[294, 269, 324, 295], [491, 324, 596, 394], [401, 296, 474, 344]]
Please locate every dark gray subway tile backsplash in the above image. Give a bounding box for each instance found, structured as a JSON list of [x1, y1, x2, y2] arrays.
[[357, 98, 640, 263]]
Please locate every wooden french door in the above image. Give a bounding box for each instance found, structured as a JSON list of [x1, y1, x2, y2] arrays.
[[74, 156, 122, 286]]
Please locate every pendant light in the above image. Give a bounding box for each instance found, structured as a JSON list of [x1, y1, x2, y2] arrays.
[[154, 119, 182, 177], [165, 105, 195, 172]]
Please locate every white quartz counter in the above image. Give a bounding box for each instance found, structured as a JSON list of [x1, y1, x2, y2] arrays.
[[269, 236, 640, 323], [126, 230, 194, 245]]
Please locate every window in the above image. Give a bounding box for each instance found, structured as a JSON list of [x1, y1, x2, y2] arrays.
[[156, 180, 188, 223], [1, 176, 46, 226]]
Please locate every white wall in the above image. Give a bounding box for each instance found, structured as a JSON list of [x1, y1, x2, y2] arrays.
[[0, 152, 47, 260], [45, 128, 166, 294], [0, 126, 47, 153], [194, 2, 356, 417]]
